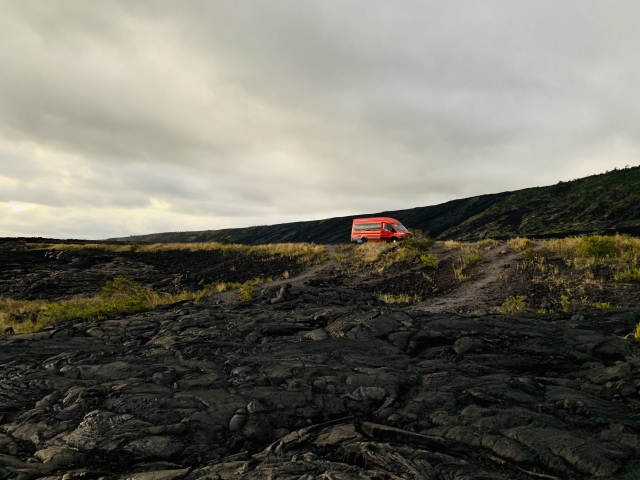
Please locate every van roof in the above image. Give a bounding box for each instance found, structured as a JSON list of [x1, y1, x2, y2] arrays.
[[352, 217, 402, 224]]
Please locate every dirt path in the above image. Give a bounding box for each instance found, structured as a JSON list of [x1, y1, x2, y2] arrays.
[[416, 247, 521, 314]]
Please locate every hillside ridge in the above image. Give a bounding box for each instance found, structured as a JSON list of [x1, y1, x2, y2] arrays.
[[112, 166, 640, 244]]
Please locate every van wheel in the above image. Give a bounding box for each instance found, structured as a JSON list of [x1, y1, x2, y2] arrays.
[[391, 237, 397, 243]]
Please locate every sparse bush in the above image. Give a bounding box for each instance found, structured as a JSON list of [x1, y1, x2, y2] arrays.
[[420, 254, 439, 268], [500, 296, 528, 315], [237, 281, 254, 301], [576, 235, 616, 258], [614, 268, 640, 283], [508, 237, 533, 252], [218, 237, 230, 245]]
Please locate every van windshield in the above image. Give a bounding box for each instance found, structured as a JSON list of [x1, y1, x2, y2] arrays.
[[393, 224, 408, 231], [354, 223, 381, 232]]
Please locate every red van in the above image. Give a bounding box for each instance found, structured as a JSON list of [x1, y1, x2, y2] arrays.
[[351, 217, 411, 243]]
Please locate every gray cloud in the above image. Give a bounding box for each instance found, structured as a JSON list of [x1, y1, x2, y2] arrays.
[[0, 1, 639, 238]]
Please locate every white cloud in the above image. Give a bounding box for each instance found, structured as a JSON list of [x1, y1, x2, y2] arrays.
[[0, 1, 639, 239]]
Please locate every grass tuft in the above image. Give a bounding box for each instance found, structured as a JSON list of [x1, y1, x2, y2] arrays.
[[403, 237, 435, 251], [462, 250, 483, 267], [477, 238, 497, 249], [376, 293, 421, 304], [500, 295, 528, 315], [237, 281, 254, 302], [453, 267, 467, 282], [508, 237, 533, 252], [560, 294, 571, 313], [625, 323, 640, 343], [420, 254, 439, 268], [442, 240, 467, 250]]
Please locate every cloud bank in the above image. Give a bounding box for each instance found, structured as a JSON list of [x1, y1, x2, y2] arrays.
[[1, 1, 639, 238]]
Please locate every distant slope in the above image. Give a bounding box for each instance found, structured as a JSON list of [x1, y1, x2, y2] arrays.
[[112, 166, 640, 244]]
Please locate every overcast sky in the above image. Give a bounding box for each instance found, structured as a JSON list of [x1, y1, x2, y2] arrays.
[[1, 1, 639, 239]]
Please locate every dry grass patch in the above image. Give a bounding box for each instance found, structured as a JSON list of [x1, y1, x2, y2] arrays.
[[376, 293, 421, 304], [544, 235, 640, 282], [477, 238, 498, 249], [441, 240, 468, 251], [508, 237, 534, 252], [0, 274, 265, 335], [451, 248, 483, 282], [28, 242, 329, 266], [0, 276, 199, 335]]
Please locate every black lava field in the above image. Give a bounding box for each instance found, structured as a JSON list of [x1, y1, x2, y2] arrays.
[[1, 240, 640, 480]]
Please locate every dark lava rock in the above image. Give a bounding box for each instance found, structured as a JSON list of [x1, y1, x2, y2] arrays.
[[0, 300, 639, 478]]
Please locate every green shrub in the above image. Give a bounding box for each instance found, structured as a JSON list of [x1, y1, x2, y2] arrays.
[[218, 237, 230, 245], [237, 281, 254, 301], [614, 268, 640, 283], [463, 250, 483, 267], [576, 235, 616, 258], [500, 296, 528, 315], [420, 254, 439, 268]]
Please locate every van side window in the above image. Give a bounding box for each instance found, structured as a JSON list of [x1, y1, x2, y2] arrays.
[[354, 223, 381, 232], [383, 223, 394, 232]]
